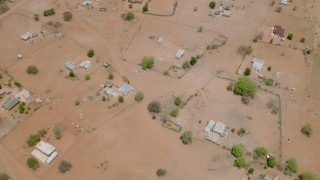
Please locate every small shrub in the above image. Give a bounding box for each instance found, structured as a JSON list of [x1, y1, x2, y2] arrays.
[[102, 96, 106, 101], [267, 66, 272, 71], [69, 71, 75, 77], [254, 147, 268, 158], [0, 173, 9, 180], [287, 33, 293, 40], [141, 56, 155, 70], [269, 39, 273, 44], [174, 97, 182, 106], [248, 168, 254, 175], [237, 128, 247, 136], [123, 12, 134, 21], [182, 61, 190, 69], [170, 108, 179, 117], [19, 102, 25, 114], [129, 4, 133, 8], [26, 66, 39, 74], [84, 74, 91, 80], [299, 172, 315, 180], [285, 159, 298, 175], [190, 56, 197, 65], [227, 82, 234, 91], [148, 101, 161, 113], [27, 157, 39, 170], [244, 68, 251, 76], [118, 96, 124, 103], [234, 157, 246, 168], [270, 0, 275, 6], [87, 49, 94, 57], [156, 169, 166, 177], [122, 76, 129, 83], [108, 73, 114, 80], [58, 160, 72, 173], [0, 0, 9, 15], [38, 129, 47, 137], [209, 1, 216, 9], [53, 126, 62, 140], [180, 130, 192, 144], [135, 92, 144, 102], [197, 26, 203, 33], [63, 11, 72, 21], [43, 8, 55, 16], [75, 100, 80, 106], [193, 6, 198, 11], [293, 6, 297, 11], [163, 70, 169, 76], [253, 32, 263, 42], [301, 124, 313, 137], [237, 46, 253, 56], [234, 77, 257, 98], [265, 78, 274, 86], [231, 145, 244, 158], [14, 81, 22, 88], [142, 3, 148, 12], [33, 14, 40, 21], [267, 156, 277, 168], [26, 134, 40, 147], [300, 37, 305, 43], [275, 6, 283, 12]]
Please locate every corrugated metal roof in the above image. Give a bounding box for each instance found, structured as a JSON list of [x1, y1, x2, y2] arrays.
[[118, 84, 135, 96], [36, 141, 56, 156], [2, 96, 20, 110]]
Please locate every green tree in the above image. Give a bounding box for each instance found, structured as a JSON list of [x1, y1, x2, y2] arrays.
[[58, 160, 72, 173], [170, 108, 179, 117], [287, 33, 293, 40], [141, 56, 154, 70], [26, 134, 40, 147], [180, 130, 192, 144], [267, 156, 277, 168], [285, 159, 298, 175], [63, 11, 72, 21], [234, 77, 257, 98], [118, 96, 124, 103], [142, 3, 148, 12], [301, 124, 313, 137], [244, 68, 251, 76], [38, 129, 47, 137], [122, 12, 134, 21], [134, 92, 144, 102], [26, 66, 39, 74], [26, 157, 39, 170], [69, 71, 75, 77], [43, 8, 55, 16], [254, 147, 268, 158], [299, 172, 315, 180], [248, 168, 254, 174], [0, 173, 10, 180], [231, 145, 244, 158], [85, 74, 91, 80], [209, 1, 216, 9], [190, 56, 197, 65], [265, 78, 274, 86], [87, 49, 94, 57], [234, 157, 246, 168], [148, 101, 161, 113], [174, 97, 182, 106], [156, 169, 166, 177]]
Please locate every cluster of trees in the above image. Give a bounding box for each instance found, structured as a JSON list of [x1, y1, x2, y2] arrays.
[[180, 130, 192, 144], [26, 129, 47, 147], [231, 145, 246, 168]]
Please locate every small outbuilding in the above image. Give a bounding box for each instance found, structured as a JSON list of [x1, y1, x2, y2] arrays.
[[103, 88, 118, 97], [118, 84, 135, 96], [128, 0, 143, 4], [79, 60, 92, 70], [2, 96, 20, 110], [65, 60, 75, 71], [280, 0, 288, 5], [271, 25, 286, 40], [222, 10, 232, 17], [81, 0, 92, 6], [204, 120, 216, 133], [175, 49, 185, 59], [21, 32, 31, 41], [252, 58, 265, 72], [32, 141, 58, 165], [212, 121, 229, 137]]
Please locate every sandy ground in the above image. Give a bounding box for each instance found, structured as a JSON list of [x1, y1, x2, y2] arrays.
[[0, 0, 319, 179]]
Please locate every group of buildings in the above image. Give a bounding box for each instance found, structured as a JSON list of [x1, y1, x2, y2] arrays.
[[31, 141, 58, 165], [65, 60, 92, 71], [1, 87, 31, 111], [102, 82, 135, 97], [204, 120, 230, 145]]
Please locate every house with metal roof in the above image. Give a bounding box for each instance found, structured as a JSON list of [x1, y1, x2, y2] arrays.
[[64, 60, 75, 71], [212, 121, 229, 137], [2, 96, 20, 110], [118, 84, 135, 96], [21, 32, 31, 41], [271, 25, 286, 40], [175, 49, 185, 59], [252, 58, 265, 72], [103, 88, 118, 97], [204, 120, 216, 133], [79, 60, 92, 70], [32, 141, 58, 165]]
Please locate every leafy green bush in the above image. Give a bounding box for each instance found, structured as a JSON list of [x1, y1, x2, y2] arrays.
[[0, 173, 9, 180], [141, 56, 154, 70], [118, 96, 124, 103], [170, 108, 179, 117], [63, 11, 72, 21], [267, 66, 272, 71], [85, 74, 91, 80], [231, 145, 244, 158], [69, 71, 75, 77], [135, 92, 144, 102], [43, 8, 55, 16], [248, 168, 254, 174], [142, 3, 148, 12], [26, 66, 39, 74], [108, 73, 114, 80], [234, 77, 257, 98], [26, 157, 39, 170], [234, 157, 246, 168], [190, 56, 197, 65], [244, 68, 251, 76], [299, 172, 315, 180], [122, 12, 135, 21], [174, 97, 182, 106], [300, 37, 305, 43], [148, 101, 161, 113], [19, 102, 25, 114], [26, 134, 40, 147], [75, 100, 80, 106], [265, 78, 274, 86], [287, 33, 293, 40], [182, 61, 190, 69], [156, 169, 166, 177], [267, 156, 277, 168], [180, 130, 193, 144], [209, 1, 216, 9], [87, 49, 94, 57], [38, 129, 47, 137], [254, 147, 268, 158], [14, 81, 22, 88], [285, 159, 298, 175], [58, 160, 72, 173], [301, 124, 313, 137], [53, 126, 62, 140]]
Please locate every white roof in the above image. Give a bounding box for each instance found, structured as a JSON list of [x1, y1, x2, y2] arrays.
[[21, 32, 31, 41], [158, 37, 163, 43], [36, 141, 56, 156], [175, 49, 185, 58], [118, 84, 135, 96], [212, 121, 229, 137], [104, 88, 117, 96], [252, 58, 265, 70], [31, 149, 48, 164], [45, 151, 58, 164], [223, 10, 232, 17], [81, 0, 92, 5], [65, 60, 75, 70], [204, 120, 216, 133], [79, 60, 92, 70], [280, 0, 288, 4]]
